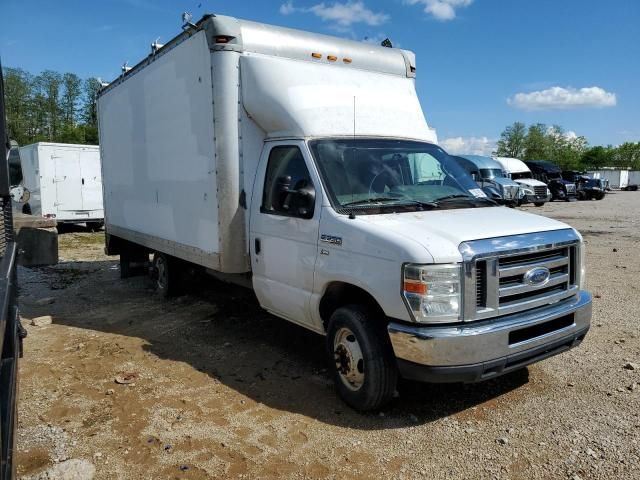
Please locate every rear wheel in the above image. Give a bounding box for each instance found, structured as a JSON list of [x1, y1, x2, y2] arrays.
[[152, 252, 179, 297], [327, 305, 397, 411], [86, 221, 103, 232], [534, 202, 544, 207]]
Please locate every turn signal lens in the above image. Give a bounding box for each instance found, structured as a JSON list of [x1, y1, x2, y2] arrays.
[[327, 55, 337, 62], [403, 281, 427, 295]]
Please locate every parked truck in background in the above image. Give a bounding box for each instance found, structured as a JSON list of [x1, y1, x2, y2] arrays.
[[524, 160, 576, 202], [17, 142, 103, 230], [0, 59, 24, 480], [98, 14, 592, 410], [452, 155, 523, 206], [494, 157, 552, 207]]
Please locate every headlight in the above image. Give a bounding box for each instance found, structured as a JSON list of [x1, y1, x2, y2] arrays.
[[579, 242, 586, 289], [547, 188, 551, 196], [402, 264, 461, 323], [522, 188, 534, 195]]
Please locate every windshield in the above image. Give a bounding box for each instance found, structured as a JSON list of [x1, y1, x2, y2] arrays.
[[309, 139, 487, 213], [479, 168, 506, 180], [510, 171, 532, 181]]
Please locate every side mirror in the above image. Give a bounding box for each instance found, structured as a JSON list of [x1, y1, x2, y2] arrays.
[[295, 183, 316, 219], [471, 173, 478, 181]]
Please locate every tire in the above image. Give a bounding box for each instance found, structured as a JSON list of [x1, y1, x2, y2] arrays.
[[577, 191, 586, 201], [326, 305, 397, 411], [534, 202, 544, 207], [152, 252, 179, 298], [87, 221, 104, 232]]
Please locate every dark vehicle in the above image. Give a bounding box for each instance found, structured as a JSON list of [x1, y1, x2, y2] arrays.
[[576, 177, 606, 200], [525, 160, 576, 201], [452, 155, 522, 206], [0, 60, 24, 480]]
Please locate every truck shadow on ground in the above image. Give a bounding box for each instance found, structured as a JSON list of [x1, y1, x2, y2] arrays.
[[20, 260, 530, 430]]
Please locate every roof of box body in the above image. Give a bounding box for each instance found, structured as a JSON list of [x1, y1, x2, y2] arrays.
[[98, 14, 416, 97]]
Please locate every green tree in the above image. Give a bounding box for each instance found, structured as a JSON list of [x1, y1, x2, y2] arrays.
[[580, 146, 613, 169], [61, 72, 82, 128], [494, 121, 526, 158], [2, 67, 32, 144], [33, 70, 63, 141], [523, 123, 548, 160], [611, 142, 640, 169]]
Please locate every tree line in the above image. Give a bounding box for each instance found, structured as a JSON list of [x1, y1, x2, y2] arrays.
[[494, 121, 640, 171], [3, 67, 101, 146]]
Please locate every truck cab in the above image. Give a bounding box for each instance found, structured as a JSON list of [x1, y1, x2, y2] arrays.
[[99, 14, 592, 411], [452, 154, 522, 206], [493, 157, 551, 207], [525, 160, 576, 202]]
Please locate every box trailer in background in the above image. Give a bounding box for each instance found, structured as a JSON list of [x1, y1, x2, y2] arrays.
[[98, 14, 591, 411], [588, 169, 639, 190], [18, 143, 104, 229]]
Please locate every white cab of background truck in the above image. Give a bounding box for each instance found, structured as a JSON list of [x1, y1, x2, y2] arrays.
[[98, 14, 591, 411], [17, 142, 104, 228], [493, 156, 552, 206]]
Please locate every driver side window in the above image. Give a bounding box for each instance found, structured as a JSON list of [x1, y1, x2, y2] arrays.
[[261, 146, 314, 218]]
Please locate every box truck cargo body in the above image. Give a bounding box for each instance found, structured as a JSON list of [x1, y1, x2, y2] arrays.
[[98, 14, 591, 411], [17, 142, 103, 227]]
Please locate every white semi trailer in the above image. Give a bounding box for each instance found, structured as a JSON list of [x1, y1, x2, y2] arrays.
[[17, 142, 103, 229], [98, 14, 592, 410]]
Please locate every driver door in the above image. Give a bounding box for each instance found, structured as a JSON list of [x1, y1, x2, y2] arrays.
[[249, 142, 322, 330]]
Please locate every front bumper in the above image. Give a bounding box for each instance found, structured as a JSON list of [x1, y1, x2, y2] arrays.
[[388, 290, 591, 383], [524, 193, 552, 204]]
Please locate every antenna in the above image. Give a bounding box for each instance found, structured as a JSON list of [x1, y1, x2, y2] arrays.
[[181, 12, 196, 30], [151, 37, 164, 54], [121, 62, 132, 74]]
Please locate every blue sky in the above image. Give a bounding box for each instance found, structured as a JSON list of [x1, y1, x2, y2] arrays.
[[1, 0, 638, 153]]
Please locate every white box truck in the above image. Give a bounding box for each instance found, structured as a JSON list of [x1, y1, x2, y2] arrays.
[[17, 142, 104, 229], [98, 14, 592, 411]]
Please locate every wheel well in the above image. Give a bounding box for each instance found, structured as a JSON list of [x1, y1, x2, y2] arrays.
[[319, 282, 386, 330]]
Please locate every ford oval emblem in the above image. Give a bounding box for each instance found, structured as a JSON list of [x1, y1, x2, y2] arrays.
[[523, 267, 551, 286]]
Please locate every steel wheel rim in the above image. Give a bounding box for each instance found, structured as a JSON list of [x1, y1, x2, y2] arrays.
[[333, 327, 365, 391], [156, 257, 167, 290]]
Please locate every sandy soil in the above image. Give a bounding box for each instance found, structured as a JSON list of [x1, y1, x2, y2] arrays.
[[16, 191, 640, 479]]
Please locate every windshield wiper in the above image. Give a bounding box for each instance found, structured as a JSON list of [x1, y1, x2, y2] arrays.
[[342, 196, 404, 206], [432, 194, 498, 207]]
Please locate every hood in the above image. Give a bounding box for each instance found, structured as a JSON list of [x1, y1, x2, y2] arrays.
[[492, 177, 520, 188], [358, 206, 571, 263], [513, 178, 547, 187]]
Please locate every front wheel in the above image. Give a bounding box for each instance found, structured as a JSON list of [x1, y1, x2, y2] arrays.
[[327, 305, 397, 411], [534, 202, 545, 207]]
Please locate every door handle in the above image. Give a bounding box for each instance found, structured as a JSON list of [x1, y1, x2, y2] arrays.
[[254, 238, 261, 255], [82, 178, 85, 185]]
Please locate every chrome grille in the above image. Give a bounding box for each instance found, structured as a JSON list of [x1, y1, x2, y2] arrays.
[[503, 185, 518, 200], [534, 186, 547, 196], [461, 230, 581, 322], [566, 184, 576, 194]]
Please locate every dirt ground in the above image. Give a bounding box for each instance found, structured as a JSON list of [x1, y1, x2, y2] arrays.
[[16, 192, 640, 479]]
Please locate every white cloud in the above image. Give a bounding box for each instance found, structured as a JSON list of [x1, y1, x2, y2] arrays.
[[508, 86, 617, 111], [280, 1, 389, 27], [404, 0, 473, 21], [440, 136, 495, 156], [280, 1, 296, 14]]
